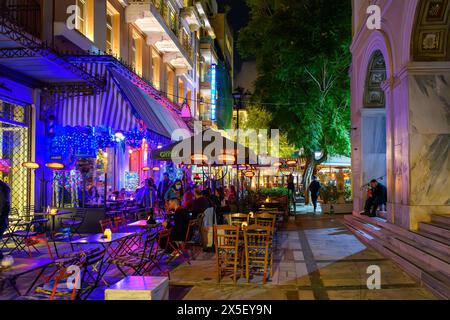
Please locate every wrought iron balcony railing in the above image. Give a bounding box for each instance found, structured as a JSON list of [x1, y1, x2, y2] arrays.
[[0, 0, 41, 39]]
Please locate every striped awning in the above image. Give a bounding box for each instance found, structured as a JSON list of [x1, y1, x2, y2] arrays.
[[56, 63, 136, 132], [109, 68, 191, 139], [56, 63, 191, 140]]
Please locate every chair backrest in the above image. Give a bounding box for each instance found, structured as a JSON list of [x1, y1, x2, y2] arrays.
[[243, 225, 272, 253], [214, 225, 240, 250], [185, 219, 198, 243], [99, 219, 112, 232], [141, 232, 158, 259], [113, 215, 127, 232], [229, 214, 249, 227], [255, 214, 276, 231], [74, 209, 87, 219]]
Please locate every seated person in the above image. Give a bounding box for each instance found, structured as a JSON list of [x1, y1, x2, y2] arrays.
[[161, 197, 190, 257]]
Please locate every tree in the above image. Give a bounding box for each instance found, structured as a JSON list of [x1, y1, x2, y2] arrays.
[[238, 0, 351, 199], [241, 105, 296, 158]]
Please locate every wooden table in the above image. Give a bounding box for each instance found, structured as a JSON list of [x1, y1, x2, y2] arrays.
[[0, 257, 54, 296]]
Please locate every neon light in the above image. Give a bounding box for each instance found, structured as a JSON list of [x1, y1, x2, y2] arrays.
[[210, 64, 217, 121]]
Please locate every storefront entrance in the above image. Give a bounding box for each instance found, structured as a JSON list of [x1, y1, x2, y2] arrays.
[[0, 100, 31, 213]]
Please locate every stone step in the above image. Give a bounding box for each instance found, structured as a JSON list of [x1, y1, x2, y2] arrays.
[[353, 214, 450, 255], [344, 215, 384, 239], [377, 211, 388, 220], [432, 215, 450, 226], [386, 235, 450, 275], [419, 222, 450, 240], [344, 215, 450, 299]]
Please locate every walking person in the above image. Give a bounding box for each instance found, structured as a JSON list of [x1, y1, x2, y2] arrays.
[[308, 176, 321, 213], [157, 173, 171, 210], [0, 179, 11, 262], [287, 174, 296, 211]]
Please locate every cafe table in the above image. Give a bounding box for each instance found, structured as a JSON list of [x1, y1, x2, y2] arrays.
[[0, 257, 54, 296], [128, 220, 162, 230], [71, 232, 137, 284], [35, 210, 73, 234]]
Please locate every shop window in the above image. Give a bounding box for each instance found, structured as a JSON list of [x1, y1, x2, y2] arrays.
[[0, 101, 31, 214]]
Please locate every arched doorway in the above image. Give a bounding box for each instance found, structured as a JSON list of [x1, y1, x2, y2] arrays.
[[361, 50, 387, 204]]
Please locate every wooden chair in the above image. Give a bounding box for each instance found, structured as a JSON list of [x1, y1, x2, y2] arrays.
[[228, 213, 249, 227], [255, 214, 276, 233], [243, 225, 272, 284], [214, 225, 241, 285]]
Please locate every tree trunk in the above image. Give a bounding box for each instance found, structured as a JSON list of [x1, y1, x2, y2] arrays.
[[303, 154, 315, 205], [303, 151, 328, 205]]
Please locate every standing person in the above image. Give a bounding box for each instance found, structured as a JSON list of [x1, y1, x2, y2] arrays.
[[369, 179, 387, 217], [191, 188, 211, 218], [157, 173, 171, 209], [0, 179, 11, 262], [143, 178, 157, 213], [308, 176, 322, 213], [287, 174, 296, 209], [228, 185, 237, 203], [182, 186, 195, 212]]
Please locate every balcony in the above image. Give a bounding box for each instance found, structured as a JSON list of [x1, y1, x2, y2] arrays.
[[180, 0, 202, 31], [127, 0, 193, 74], [0, 0, 42, 39]]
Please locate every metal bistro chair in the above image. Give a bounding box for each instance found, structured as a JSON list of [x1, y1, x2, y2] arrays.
[[214, 225, 242, 285], [33, 248, 106, 300], [9, 216, 49, 255], [61, 209, 87, 238], [99, 218, 113, 233], [243, 225, 272, 284], [110, 231, 158, 277]]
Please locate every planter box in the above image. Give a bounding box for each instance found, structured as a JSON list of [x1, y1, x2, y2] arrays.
[[321, 203, 353, 214]]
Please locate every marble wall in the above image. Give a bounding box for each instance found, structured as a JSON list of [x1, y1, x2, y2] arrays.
[[408, 74, 450, 227]]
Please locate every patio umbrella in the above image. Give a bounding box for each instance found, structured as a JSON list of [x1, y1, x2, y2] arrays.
[[151, 130, 258, 166]]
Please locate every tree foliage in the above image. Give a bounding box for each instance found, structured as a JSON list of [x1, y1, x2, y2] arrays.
[[238, 0, 352, 159]]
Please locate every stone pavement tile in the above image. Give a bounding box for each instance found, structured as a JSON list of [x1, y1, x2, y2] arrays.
[[293, 250, 305, 261], [183, 285, 288, 300], [298, 290, 315, 300], [326, 288, 437, 300]]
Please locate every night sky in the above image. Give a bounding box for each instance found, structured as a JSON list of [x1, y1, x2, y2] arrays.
[[219, 0, 251, 72]]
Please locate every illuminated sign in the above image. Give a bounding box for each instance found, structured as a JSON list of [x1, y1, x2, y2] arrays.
[[210, 64, 217, 121]]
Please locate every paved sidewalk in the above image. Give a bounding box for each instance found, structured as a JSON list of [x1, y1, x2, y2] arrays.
[[169, 215, 436, 300]]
